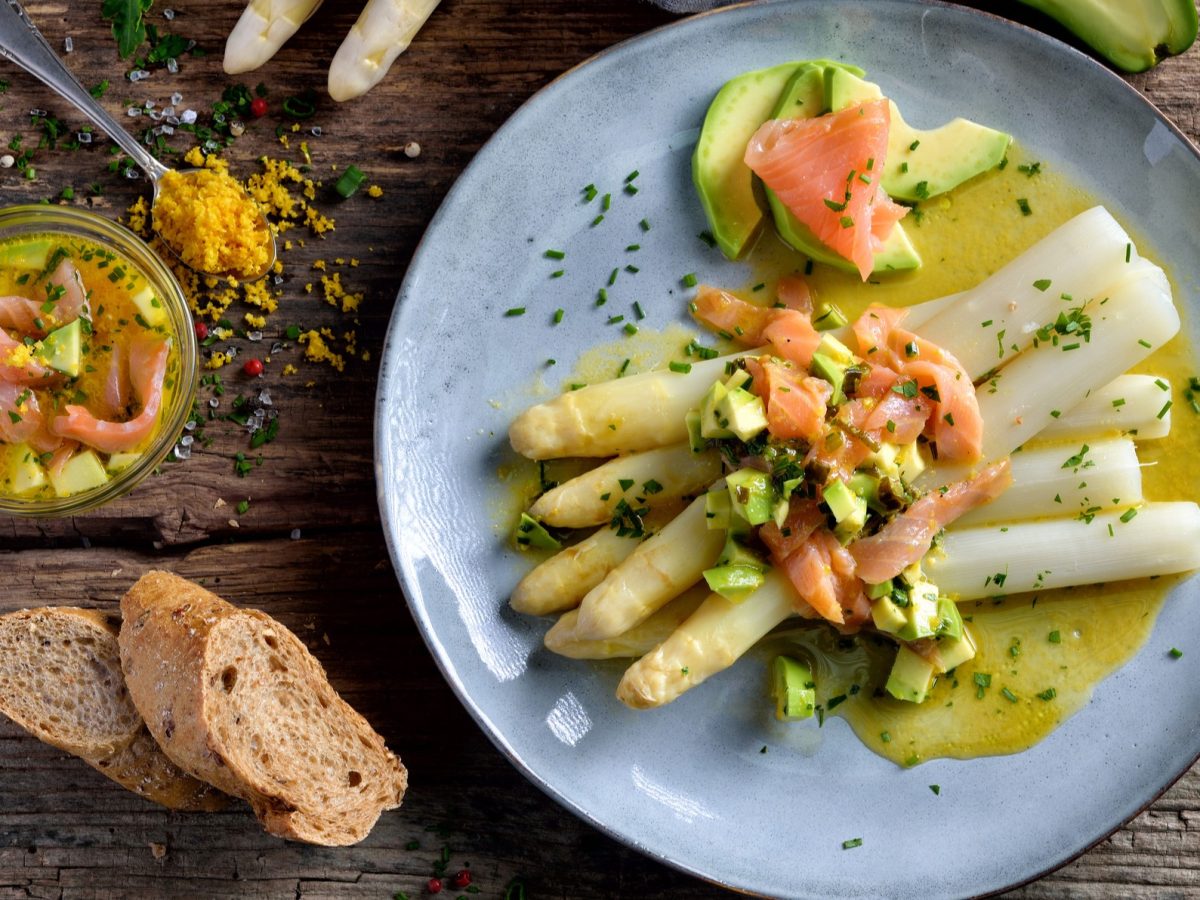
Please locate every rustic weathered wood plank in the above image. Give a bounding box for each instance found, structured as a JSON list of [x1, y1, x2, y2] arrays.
[[0, 0, 1197, 897]]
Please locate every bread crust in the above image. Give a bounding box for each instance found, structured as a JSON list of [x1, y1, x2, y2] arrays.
[[119, 571, 407, 845], [0, 607, 227, 812]]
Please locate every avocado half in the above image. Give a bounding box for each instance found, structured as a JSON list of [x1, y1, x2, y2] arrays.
[[1018, 0, 1198, 73]]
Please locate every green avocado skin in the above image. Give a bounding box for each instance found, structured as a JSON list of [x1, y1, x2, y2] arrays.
[[1018, 0, 1198, 73]]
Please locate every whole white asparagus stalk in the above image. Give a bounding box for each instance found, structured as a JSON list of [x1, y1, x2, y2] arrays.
[[917, 207, 1136, 379], [545, 585, 709, 660], [617, 569, 798, 710], [223, 0, 323, 74], [953, 437, 1142, 527], [573, 495, 725, 640], [930, 502, 1200, 598], [529, 445, 720, 528], [328, 0, 443, 101], [1035, 374, 1172, 442], [510, 502, 683, 616]]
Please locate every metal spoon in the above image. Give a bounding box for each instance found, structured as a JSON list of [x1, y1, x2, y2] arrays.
[[0, 0, 277, 282]]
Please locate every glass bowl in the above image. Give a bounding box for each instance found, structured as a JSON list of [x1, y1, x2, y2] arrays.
[[0, 205, 198, 517]]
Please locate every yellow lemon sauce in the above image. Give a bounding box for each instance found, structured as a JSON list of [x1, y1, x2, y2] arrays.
[[0, 234, 181, 500]]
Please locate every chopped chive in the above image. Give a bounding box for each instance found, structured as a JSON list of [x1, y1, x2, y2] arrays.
[[842, 838, 863, 850], [1112, 398, 1126, 408], [823, 198, 847, 212], [913, 180, 930, 200], [866, 157, 875, 170], [1000, 687, 1018, 703], [625, 169, 639, 183], [1157, 400, 1173, 419], [607, 315, 624, 325], [1037, 688, 1057, 701], [899, 161, 909, 173], [608, 268, 619, 286], [1125, 242, 1132, 263], [1049, 630, 1061, 643], [626, 244, 640, 252], [858, 173, 872, 184], [681, 272, 698, 287], [1017, 198, 1032, 216], [1155, 378, 1169, 391], [623, 322, 638, 335], [698, 230, 716, 247], [583, 183, 597, 201], [1119, 508, 1138, 523], [550, 269, 564, 278], [617, 358, 631, 376], [625, 265, 639, 273], [981, 319, 993, 327], [618, 478, 634, 491], [1170, 647, 1184, 659], [929, 785, 941, 796], [633, 301, 645, 320], [591, 214, 605, 226], [840, 215, 854, 228], [669, 361, 691, 373], [596, 288, 608, 306], [624, 184, 639, 195], [639, 218, 650, 231], [504, 307, 525, 317], [880, 730, 891, 742], [1138, 338, 1152, 348], [908, 139, 920, 151], [553, 308, 564, 324], [544, 249, 565, 260]]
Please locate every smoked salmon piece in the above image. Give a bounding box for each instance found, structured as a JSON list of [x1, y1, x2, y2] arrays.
[[751, 358, 831, 442], [52, 338, 169, 454], [777, 527, 871, 628], [849, 458, 1013, 583], [744, 99, 908, 280], [692, 285, 776, 346]]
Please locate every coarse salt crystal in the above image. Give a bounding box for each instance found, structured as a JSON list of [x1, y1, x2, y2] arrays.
[[180, 109, 197, 124], [63, 36, 73, 53], [166, 58, 179, 74]]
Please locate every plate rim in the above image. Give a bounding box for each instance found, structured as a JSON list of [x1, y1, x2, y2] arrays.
[[374, 1, 1200, 895]]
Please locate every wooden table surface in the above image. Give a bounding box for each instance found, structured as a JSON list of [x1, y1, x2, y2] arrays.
[[0, 1, 1197, 897]]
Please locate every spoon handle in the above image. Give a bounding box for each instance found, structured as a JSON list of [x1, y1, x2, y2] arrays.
[[0, 0, 169, 182]]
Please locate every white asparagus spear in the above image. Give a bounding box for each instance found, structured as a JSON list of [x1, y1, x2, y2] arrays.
[[223, 0, 323, 74], [573, 495, 725, 640], [917, 207, 1136, 379], [544, 584, 710, 660], [1035, 374, 1171, 442], [930, 502, 1200, 599], [510, 502, 682, 616], [618, 502, 1200, 708], [617, 569, 798, 710], [509, 291, 963, 460], [328, 0, 442, 101], [922, 263, 1177, 488], [529, 444, 720, 528], [953, 437, 1142, 527]]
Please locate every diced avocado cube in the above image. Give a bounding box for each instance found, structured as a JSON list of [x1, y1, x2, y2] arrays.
[[48, 450, 109, 497], [699, 380, 734, 439], [770, 496, 790, 529], [822, 479, 860, 523], [0, 238, 52, 270], [847, 471, 880, 503], [40, 319, 82, 377], [723, 366, 752, 392], [897, 580, 942, 642], [703, 563, 766, 601], [772, 655, 816, 721], [809, 352, 847, 404], [812, 303, 849, 332], [727, 467, 776, 526], [866, 579, 894, 601], [931, 626, 977, 674], [717, 534, 767, 570], [871, 593, 909, 635], [131, 285, 168, 329], [896, 440, 927, 482], [715, 386, 768, 441], [704, 487, 731, 530], [105, 452, 141, 475], [685, 409, 707, 454], [937, 596, 964, 640], [886, 644, 937, 704], [816, 333, 856, 366], [6, 443, 47, 496], [515, 513, 561, 551]]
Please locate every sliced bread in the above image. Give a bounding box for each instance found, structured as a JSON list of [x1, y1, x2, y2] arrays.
[[118, 570, 407, 846], [0, 607, 228, 811]]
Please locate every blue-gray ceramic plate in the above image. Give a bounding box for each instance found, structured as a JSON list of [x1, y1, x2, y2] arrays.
[[376, 2, 1200, 895]]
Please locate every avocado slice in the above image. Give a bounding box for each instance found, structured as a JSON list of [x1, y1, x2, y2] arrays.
[[40, 319, 82, 377], [1018, 0, 1197, 73], [5, 443, 48, 497], [826, 68, 1012, 203], [764, 66, 921, 274], [48, 450, 109, 498], [703, 562, 766, 601], [692, 59, 864, 260], [0, 238, 52, 271]]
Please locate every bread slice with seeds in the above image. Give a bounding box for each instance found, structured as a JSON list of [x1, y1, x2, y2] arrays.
[[0, 607, 228, 811], [118, 570, 407, 846]]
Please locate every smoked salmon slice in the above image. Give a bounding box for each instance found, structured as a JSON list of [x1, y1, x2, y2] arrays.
[[849, 458, 1013, 583], [52, 337, 169, 454], [744, 99, 909, 281]]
